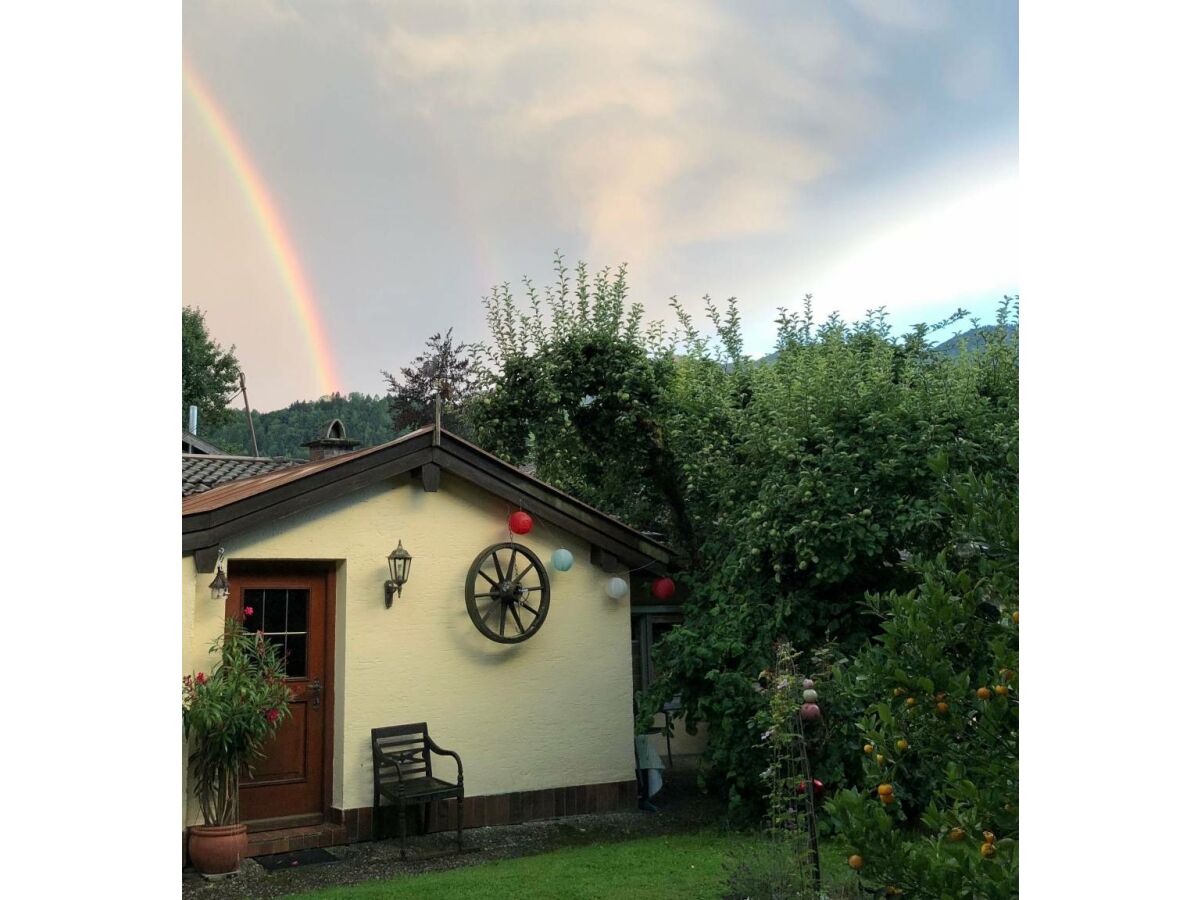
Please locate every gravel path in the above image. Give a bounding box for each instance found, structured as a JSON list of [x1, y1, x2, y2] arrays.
[[182, 772, 721, 899]]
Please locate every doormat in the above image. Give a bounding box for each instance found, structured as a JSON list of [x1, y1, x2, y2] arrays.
[[256, 847, 339, 872]]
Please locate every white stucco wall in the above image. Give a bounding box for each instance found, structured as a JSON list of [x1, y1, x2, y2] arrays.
[[182, 471, 635, 824]]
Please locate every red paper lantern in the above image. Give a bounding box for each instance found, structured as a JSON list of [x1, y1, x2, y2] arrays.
[[651, 577, 676, 600], [509, 510, 534, 534]]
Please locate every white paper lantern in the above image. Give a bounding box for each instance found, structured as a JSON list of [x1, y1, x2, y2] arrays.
[[605, 576, 629, 599]]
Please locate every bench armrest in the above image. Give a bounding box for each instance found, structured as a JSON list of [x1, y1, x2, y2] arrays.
[[427, 739, 464, 784]]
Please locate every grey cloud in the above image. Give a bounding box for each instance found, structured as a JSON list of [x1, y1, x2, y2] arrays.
[[184, 0, 1016, 409]]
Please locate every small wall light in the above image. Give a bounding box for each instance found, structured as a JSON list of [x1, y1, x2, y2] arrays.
[[209, 548, 229, 600], [385, 539, 413, 608]]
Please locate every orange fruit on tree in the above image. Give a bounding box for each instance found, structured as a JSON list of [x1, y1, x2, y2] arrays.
[[995, 685, 1009, 696], [895, 738, 909, 751], [848, 854, 865, 871], [905, 697, 917, 708], [999, 668, 1015, 681], [948, 827, 965, 842], [936, 702, 950, 714], [877, 783, 894, 796], [935, 691, 947, 701], [983, 831, 996, 845], [893, 687, 906, 697], [1012, 611, 1019, 624], [981, 842, 997, 858], [977, 687, 992, 700], [881, 794, 895, 805], [876, 754, 886, 766], [864, 743, 875, 755]]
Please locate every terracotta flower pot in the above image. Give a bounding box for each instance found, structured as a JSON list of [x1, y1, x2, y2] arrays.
[[187, 823, 247, 877]]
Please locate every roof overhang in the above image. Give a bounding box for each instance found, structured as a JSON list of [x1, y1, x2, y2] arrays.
[[182, 427, 672, 575]]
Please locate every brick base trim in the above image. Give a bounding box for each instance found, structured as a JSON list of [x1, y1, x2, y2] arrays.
[[331, 778, 638, 843], [185, 778, 640, 866]]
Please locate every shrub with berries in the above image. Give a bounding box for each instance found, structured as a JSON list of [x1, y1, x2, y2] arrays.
[[825, 466, 1018, 898]]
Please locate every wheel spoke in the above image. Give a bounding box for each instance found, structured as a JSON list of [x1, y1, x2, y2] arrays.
[[520, 600, 541, 619], [491, 552, 504, 582], [510, 604, 526, 633], [474, 592, 497, 600], [480, 599, 499, 624], [513, 561, 535, 584], [498, 604, 507, 637], [477, 569, 498, 588], [506, 549, 517, 581], [523, 585, 544, 592]]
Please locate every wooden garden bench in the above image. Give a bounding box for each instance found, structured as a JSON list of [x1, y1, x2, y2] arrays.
[[371, 723, 464, 856]]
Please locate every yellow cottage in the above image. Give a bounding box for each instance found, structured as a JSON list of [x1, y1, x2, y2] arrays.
[[182, 420, 696, 858]]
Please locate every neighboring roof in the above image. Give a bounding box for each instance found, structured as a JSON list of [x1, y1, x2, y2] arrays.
[[182, 454, 305, 497], [182, 425, 672, 573], [182, 431, 224, 455]]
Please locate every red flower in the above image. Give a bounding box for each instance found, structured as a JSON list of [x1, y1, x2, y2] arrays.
[[265, 708, 280, 724], [195, 671, 207, 685], [244, 606, 255, 618]]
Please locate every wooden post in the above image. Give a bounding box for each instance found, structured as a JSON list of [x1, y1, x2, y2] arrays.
[[240, 371, 259, 458]]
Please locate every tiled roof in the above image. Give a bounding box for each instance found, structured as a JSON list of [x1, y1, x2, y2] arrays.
[[180, 428, 429, 513], [182, 453, 305, 497]]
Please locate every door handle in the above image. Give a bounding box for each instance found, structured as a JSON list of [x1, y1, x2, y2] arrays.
[[310, 678, 322, 708]]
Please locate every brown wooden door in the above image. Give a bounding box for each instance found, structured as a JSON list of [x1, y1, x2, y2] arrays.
[[227, 572, 327, 825]]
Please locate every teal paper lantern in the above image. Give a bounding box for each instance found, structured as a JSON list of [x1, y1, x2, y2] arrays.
[[551, 548, 574, 571], [606, 576, 629, 599]]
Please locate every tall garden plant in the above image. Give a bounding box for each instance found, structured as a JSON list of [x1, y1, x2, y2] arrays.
[[183, 616, 293, 825]]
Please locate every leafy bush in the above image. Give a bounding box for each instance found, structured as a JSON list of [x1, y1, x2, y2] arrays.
[[468, 255, 1018, 820], [824, 467, 1018, 898], [183, 616, 293, 825]]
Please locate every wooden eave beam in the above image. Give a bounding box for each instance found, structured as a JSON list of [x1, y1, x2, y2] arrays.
[[182, 428, 672, 575]]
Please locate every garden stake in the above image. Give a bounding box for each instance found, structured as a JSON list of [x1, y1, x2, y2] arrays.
[[793, 704, 822, 891]]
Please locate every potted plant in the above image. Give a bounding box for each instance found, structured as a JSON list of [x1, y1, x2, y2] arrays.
[[183, 612, 292, 877]]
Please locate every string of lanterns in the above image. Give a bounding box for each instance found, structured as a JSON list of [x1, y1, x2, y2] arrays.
[[504, 508, 676, 603]]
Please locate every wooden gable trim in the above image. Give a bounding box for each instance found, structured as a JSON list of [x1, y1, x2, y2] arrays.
[[182, 443, 434, 552], [182, 428, 671, 572]]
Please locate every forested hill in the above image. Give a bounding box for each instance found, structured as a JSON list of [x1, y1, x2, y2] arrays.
[[202, 393, 396, 458]]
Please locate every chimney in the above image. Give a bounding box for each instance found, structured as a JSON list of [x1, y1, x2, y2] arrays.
[[188, 405, 198, 435], [301, 419, 360, 462]]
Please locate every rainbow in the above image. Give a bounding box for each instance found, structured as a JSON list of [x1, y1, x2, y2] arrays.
[[184, 60, 341, 397]]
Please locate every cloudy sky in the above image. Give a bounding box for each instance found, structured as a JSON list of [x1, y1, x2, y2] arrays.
[[184, 0, 1018, 411]]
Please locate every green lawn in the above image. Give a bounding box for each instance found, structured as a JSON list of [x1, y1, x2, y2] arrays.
[[290, 831, 856, 900]]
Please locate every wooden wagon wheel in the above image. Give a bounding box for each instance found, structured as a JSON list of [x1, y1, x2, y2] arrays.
[[464, 542, 551, 644]]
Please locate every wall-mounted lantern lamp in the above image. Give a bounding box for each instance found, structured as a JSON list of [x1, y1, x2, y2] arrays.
[[209, 548, 230, 600], [385, 539, 413, 608]]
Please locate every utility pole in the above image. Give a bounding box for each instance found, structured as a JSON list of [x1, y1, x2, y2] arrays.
[[433, 392, 442, 447], [239, 371, 260, 458]]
